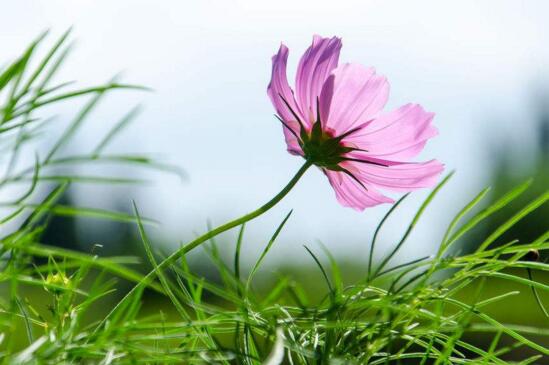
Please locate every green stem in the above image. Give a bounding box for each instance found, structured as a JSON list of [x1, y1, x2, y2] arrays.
[[95, 160, 312, 333], [164, 159, 312, 261]]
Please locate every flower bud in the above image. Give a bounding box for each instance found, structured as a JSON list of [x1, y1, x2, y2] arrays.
[[45, 272, 71, 293], [522, 249, 540, 262]]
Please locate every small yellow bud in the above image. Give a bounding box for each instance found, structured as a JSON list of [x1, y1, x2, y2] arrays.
[[45, 272, 71, 293]]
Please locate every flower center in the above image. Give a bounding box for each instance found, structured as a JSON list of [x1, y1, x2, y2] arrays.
[[301, 121, 353, 171]]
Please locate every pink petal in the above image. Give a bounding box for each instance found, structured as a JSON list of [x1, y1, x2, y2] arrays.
[[319, 63, 389, 136], [324, 169, 394, 211], [267, 44, 307, 154], [295, 35, 342, 123], [344, 159, 444, 192], [345, 104, 439, 161]]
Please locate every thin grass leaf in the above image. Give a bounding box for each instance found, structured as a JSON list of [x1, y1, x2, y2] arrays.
[[93, 104, 142, 156], [477, 190, 549, 252], [14, 298, 34, 344], [19, 28, 72, 95], [9, 154, 39, 205], [44, 80, 113, 163], [0, 31, 45, 93], [234, 223, 245, 284], [318, 243, 343, 297], [19, 182, 67, 231], [445, 179, 532, 249], [0, 240, 161, 292], [0, 118, 40, 133], [0, 207, 25, 225], [373, 172, 454, 278], [42, 154, 187, 181], [10, 83, 149, 120], [375, 255, 431, 278], [475, 271, 549, 292], [526, 268, 549, 318], [303, 245, 333, 294], [445, 297, 549, 355], [0, 202, 159, 225], [246, 210, 293, 290], [439, 187, 491, 254], [2, 174, 150, 186], [133, 201, 190, 321], [367, 193, 409, 280]]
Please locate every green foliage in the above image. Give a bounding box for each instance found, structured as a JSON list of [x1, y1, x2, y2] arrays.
[[1, 33, 548, 364]]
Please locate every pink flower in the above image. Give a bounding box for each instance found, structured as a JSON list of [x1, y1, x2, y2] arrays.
[[267, 35, 444, 211]]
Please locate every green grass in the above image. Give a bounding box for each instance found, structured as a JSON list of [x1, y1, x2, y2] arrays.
[[1, 32, 548, 364]]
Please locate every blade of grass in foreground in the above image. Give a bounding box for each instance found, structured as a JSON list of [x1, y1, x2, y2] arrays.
[[476, 190, 549, 252], [367, 193, 409, 281], [134, 201, 191, 322], [0, 202, 159, 225], [372, 171, 454, 279], [444, 297, 549, 355], [444, 179, 532, 250], [246, 210, 293, 291], [0, 240, 162, 293]]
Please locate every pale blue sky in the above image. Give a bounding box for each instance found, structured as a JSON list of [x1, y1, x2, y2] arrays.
[[2, 1, 548, 266]]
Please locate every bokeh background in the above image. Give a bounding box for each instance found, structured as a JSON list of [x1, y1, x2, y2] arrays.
[[2, 1, 549, 360], [1, 1, 548, 290]]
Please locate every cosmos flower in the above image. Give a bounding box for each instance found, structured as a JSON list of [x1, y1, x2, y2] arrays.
[[267, 35, 444, 210]]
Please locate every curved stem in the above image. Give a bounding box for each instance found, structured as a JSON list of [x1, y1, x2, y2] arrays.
[[159, 159, 312, 270], [96, 160, 313, 331]]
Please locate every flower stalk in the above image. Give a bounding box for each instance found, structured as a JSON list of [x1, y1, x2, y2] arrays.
[[164, 159, 312, 260]]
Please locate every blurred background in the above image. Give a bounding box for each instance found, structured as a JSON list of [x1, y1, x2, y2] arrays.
[[1, 0, 548, 289], [1, 1, 548, 360]]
